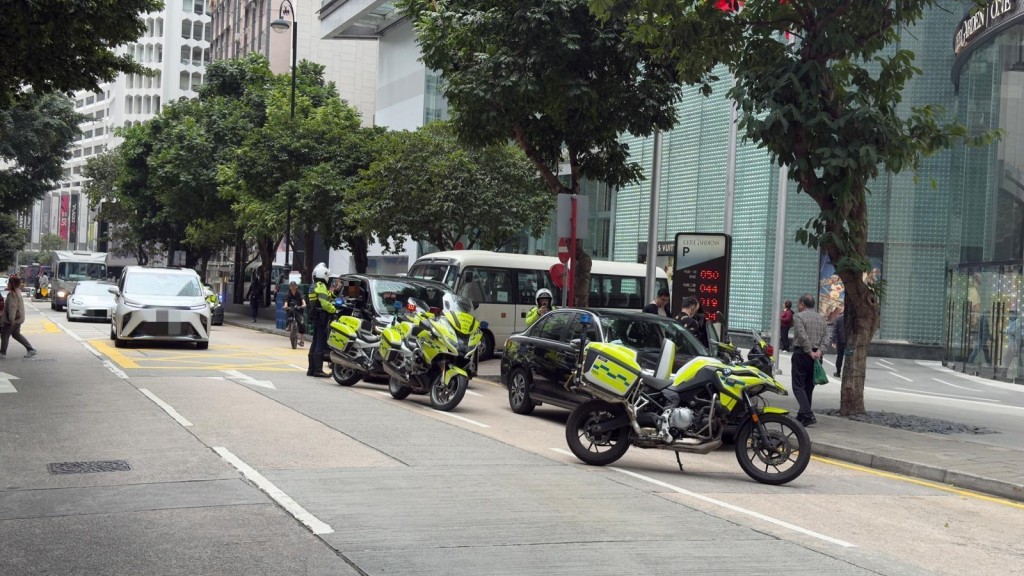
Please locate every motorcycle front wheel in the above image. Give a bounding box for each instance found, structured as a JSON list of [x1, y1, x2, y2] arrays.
[[734, 413, 811, 485], [565, 400, 631, 466], [388, 375, 410, 400], [429, 373, 467, 411]]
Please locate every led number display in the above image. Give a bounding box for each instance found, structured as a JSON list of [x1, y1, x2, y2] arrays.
[[672, 233, 732, 331]]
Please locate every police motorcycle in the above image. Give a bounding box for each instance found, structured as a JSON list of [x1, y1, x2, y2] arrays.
[[326, 288, 385, 387], [563, 313, 810, 485], [379, 293, 484, 411], [715, 329, 774, 376]]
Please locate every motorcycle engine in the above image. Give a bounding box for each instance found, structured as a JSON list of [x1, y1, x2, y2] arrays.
[[658, 407, 694, 440]]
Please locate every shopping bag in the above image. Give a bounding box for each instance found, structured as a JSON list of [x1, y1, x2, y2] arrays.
[[813, 359, 830, 385]]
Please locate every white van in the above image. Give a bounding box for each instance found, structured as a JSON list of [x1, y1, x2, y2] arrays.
[[407, 250, 668, 359]]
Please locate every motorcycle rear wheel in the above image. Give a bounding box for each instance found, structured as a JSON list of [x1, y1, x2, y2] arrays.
[[734, 413, 810, 485], [565, 400, 631, 466], [429, 373, 467, 411], [388, 375, 410, 400], [332, 363, 360, 386]]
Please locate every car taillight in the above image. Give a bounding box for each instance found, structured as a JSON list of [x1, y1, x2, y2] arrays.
[[764, 345, 774, 358]]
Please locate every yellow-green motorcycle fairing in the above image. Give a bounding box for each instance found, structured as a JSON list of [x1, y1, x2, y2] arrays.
[[443, 365, 468, 386], [443, 309, 479, 336], [580, 342, 644, 397]]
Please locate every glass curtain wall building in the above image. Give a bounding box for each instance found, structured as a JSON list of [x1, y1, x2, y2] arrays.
[[615, 3, 971, 358]]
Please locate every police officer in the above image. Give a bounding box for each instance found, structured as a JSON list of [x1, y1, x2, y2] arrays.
[[307, 263, 337, 377], [525, 288, 556, 327]]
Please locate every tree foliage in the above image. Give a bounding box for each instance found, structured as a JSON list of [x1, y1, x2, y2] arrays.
[[399, 0, 717, 304], [0, 215, 28, 271], [595, 0, 995, 415], [0, 0, 162, 108], [353, 122, 554, 252], [0, 92, 81, 212]]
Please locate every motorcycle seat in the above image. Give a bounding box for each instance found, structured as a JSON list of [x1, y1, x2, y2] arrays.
[[639, 373, 674, 391], [360, 331, 380, 343]]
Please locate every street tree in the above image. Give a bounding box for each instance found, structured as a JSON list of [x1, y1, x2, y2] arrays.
[[595, 0, 993, 415], [398, 0, 725, 305], [1, 0, 161, 108], [83, 150, 158, 265], [38, 234, 64, 266], [0, 92, 82, 212], [352, 122, 554, 253], [0, 215, 28, 271]]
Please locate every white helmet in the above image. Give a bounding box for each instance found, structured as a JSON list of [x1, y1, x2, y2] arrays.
[[536, 288, 553, 305], [313, 262, 330, 282]]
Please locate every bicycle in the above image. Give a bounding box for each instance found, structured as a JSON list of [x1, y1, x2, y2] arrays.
[[285, 306, 305, 349]]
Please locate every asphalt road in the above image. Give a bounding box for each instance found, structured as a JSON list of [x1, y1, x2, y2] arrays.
[[3, 303, 1022, 576]]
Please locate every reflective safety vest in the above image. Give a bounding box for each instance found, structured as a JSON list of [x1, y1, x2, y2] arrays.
[[308, 280, 337, 317]]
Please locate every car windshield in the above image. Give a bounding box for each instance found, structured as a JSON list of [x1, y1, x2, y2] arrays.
[[598, 314, 708, 357], [125, 273, 202, 297], [371, 279, 448, 314], [74, 282, 114, 296]]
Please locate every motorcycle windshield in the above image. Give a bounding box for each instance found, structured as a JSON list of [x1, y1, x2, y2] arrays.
[[442, 293, 474, 316]]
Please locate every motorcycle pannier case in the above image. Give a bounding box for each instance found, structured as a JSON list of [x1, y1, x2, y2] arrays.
[[581, 342, 642, 397], [328, 316, 361, 352]]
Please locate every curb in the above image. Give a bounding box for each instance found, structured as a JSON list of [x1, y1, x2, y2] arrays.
[[223, 318, 290, 339], [811, 441, 1024, 503]]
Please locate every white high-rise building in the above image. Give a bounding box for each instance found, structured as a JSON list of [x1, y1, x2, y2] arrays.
[[31, 1, 212, 263]]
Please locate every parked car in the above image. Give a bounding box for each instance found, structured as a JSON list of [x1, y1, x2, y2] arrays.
[[204, 285, 224, 326], [109, 267, 211, 350], [500, 308, 709, 415], [66, 280, 118, 322]]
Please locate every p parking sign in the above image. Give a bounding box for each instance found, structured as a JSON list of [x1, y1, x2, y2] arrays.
[[672, 233, 732, 331]]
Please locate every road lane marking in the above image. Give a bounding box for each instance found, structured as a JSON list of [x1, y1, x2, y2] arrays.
[[932, 377, 979, 392], [822, 358, 836, 367], [43, 321, 61, 334], [0, 372, 20, 393], [892, 386, 997, 402], [888, 372, 913, 382], [373, 391, 490, 427], [89, 339, 140, 368], [466, 390, 484, 397], [103, 360, 129, 380], [213, 447, 334, 535], [221, 370, 276, 390], [876, 358, 894, 367], [544, 448, 856, 545], [874, 362, 893, 370], [813, 455, 1024, 511], [139, 389, 193, 427], [289, 364, 305, 371]]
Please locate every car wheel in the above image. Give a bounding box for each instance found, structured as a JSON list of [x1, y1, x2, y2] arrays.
[[110, 325, 116, 341], [66, 311, 74, 322], [508, 367, 536, 415], [196, 341, 209, 350]]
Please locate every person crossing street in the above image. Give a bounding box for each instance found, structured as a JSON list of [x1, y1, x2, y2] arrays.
[[306, 263, 336, 378]]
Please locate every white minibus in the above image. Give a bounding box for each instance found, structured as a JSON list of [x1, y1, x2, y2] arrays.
[[407, 250, 668, 359]]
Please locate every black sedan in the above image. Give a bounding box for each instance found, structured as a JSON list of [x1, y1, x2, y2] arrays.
[[500, 308, 709, 415]]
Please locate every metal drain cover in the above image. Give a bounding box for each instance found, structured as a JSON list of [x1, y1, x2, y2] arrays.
[[48, 460, 131, 475]]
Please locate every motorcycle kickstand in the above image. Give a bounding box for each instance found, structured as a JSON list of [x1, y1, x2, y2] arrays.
[[675, 452, 684, 472]]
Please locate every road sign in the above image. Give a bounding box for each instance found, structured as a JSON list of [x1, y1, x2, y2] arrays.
[[549, 263, 565, 288], [454, 241, 465, 250], [673, 233, 732, 331], [557, 238, 570, 263]]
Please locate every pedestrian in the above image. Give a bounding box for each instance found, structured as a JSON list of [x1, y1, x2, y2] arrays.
[[968, 305, 992, 366], [284, 280, 307, 347], [245, 274, 262, 323], [675, 296, 707, 347], [307, 263, 336, 377], [790, 293, 830, 426], [1, 276, 38, 359], [780, 300, 794, 352], [831, 308, 848, 378], [643, 288, 671, 317]]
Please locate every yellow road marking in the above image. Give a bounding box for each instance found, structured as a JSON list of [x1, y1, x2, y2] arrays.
[[88, 338, 304, 372], [89, 339, 140, 368], [812, 455, 1024, 510], [43, 321, 61, 333]]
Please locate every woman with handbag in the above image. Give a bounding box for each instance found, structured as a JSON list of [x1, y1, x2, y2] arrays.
[[1, 276, 38, 359]]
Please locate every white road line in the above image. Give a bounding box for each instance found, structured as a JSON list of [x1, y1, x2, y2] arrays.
[[891, 387, 997, 403], [0, 379, 17, 393], [821, 358, 836, 367], [876, 358, 895, 367], [874, 362, 894, 371], [82, 342, 101, 358], [866, 387, 1024, 411], [466, 390, 484, 397], [139, 388, 193, 427], [932, 377, 979, 393], [551, 447, 855, 547], [221, 370, 276, 390], [375, 391, 391, 397], [610, 466, 855, 548], [887, 372, 913, 382], [289, 364, 305, 371], [103, 360, 129, 380], [56, 323, 84, 342], [432, 411, 490, 428], [213, 447, 333, 535]]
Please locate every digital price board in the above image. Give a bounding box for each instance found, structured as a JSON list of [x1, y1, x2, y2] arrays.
[[672, 233, 732, 332]]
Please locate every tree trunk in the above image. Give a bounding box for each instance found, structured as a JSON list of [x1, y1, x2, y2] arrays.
[[573, 244, 592, 307], [260, 237, 274, 307], [303, 229, 315, 284], [232, 234, 246, 304], [345, 235, 369, 274]]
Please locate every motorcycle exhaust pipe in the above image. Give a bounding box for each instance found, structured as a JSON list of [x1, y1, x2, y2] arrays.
[[329, 351, 369, 373], [380, 361, 410, 384]]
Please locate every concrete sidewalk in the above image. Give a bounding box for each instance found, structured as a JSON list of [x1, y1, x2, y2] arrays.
[[224, 311, 1024, 503]]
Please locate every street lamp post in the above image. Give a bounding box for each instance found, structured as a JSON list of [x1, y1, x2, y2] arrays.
[[271, 0, 297, 271]]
